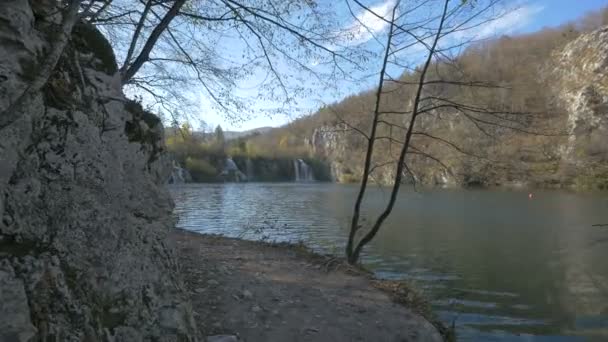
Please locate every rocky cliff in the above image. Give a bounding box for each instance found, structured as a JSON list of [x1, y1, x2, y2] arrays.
[[0, 1, 198, 341], [550, 26, 608, 188]]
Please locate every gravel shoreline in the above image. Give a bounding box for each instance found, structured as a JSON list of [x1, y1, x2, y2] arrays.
[[170, 229, 448, 342]]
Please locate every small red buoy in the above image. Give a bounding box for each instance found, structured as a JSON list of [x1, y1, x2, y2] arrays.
[[528, 193, 533, 199]]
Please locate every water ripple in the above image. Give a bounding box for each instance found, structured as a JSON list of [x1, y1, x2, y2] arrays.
[[170, 183, 608, 341]]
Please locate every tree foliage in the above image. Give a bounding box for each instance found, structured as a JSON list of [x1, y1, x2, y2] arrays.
[[82, 0, 366, 122]]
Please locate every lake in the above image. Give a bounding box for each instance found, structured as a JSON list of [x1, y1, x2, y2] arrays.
[[170, 183, 608, 341]]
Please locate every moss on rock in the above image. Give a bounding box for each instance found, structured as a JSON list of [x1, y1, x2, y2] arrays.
[[71, 22, 118, 75]]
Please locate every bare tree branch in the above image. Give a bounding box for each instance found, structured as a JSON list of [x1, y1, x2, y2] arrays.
[[121, 0, 187, 83], [348, 0, 450, 264], [346, 1, 400, 263]]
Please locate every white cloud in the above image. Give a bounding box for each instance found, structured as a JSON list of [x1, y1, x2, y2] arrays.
[[344, 0, 397, 45], [465, 4, 545, 39]]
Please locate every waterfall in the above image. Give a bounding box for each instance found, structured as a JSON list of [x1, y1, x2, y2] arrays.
[[300, 159, 312, 182], [293, 159, 300, 181], [246, 158, 254, 181], [294, 159, 314, 182], [220, 157, 246, 182], [225, 157, 238, 171]]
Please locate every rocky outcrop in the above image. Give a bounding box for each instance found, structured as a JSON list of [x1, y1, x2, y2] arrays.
[[168, 161, 193, 184], [311, 125, 351, 182], [549, 26, 608, 189], [1, 1, 198, 341]]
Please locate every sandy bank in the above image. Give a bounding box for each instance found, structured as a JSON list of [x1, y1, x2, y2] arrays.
[[170, 229, 447, 342]]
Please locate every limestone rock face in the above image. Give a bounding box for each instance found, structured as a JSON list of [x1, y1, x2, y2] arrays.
[[311, 125, 371, 184], [0, 1, 198, 341], [549, 26, 608, 188], [168, 161, 193, 184], [551, 27, 608, 142]]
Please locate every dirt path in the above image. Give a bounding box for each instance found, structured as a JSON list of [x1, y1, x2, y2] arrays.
[[170, 229, 443, 342]]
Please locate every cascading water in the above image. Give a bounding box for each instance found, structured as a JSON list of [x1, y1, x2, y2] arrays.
[[225, 157, 238, 171], [293, 159, 300, 181], [220, 157, 247, 182], [294, 159, 314, 182], [246, 158, 254, 181]]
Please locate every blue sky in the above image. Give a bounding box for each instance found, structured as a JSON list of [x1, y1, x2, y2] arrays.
[[521, 0, 608, 33], [200, 0, 608, 132]]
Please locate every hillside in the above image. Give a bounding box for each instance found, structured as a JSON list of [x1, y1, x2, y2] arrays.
[[240, 9, 608, 190]]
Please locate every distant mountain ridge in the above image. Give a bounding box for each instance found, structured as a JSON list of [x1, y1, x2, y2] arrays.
[[218, 126, 274, 140], [166, 126, 274, 141]]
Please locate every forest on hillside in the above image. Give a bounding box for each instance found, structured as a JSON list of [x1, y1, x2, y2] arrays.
[[200, 6, 608, 189]]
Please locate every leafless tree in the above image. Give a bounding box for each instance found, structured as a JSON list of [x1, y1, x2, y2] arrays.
[[1, 0, 373, 131], [343, 0, 558, 264], [82, 0, 368, 123]]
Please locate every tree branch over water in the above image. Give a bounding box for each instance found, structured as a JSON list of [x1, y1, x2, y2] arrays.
[[343, 0, 555, 264]]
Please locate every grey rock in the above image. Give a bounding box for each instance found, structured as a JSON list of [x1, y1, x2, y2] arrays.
[[0, 265, 37, 342], [207, 335, 239, 342], [168, 160, 192, 184], [242, 289, 253, 299], [549, 27, 608, 169], [0, 1, 199, 341]]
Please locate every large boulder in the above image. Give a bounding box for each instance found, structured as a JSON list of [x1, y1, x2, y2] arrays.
[[0, 1, 199, 341]]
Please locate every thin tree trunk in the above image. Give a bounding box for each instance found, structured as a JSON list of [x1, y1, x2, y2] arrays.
[[0, 0, 81, 130], [348, 0, 451, 264], [346, 3, 398, 264], [120, 0, 153, 72], [121, 0, 187, 84]]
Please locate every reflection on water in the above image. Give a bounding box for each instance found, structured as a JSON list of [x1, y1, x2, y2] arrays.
[[170, 183, 608, 341]]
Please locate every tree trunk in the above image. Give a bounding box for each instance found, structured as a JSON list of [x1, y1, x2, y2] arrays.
[[121, 0, 153, 71], [347, 0, 450, 265], [346, 3, 398, 264], [120, 0, 187, 84]]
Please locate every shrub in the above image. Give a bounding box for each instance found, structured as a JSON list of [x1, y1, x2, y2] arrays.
[[185, 157, 218, 182]]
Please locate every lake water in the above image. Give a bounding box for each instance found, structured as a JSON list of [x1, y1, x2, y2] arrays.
[[170, 183, 608, 341]]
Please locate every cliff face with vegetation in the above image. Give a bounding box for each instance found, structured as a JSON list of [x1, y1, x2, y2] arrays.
[[549, 26, 608, 188], [245, 16, 608, 190], [0, 1, 197, 341]]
